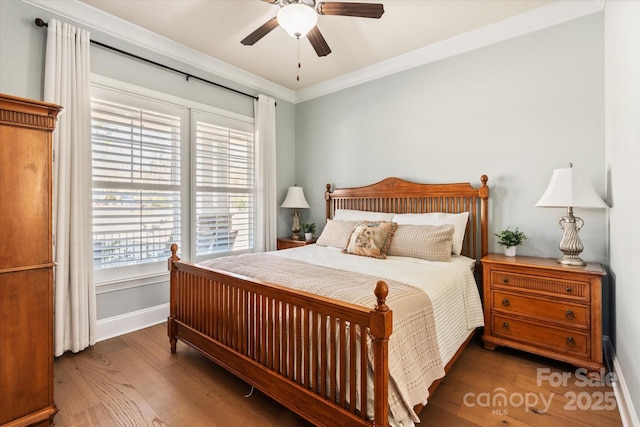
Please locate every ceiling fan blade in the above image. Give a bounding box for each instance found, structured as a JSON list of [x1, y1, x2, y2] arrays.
[[241, 17, 279, 46], [317, 2, 384, 19], [307, 26, 331, 57]]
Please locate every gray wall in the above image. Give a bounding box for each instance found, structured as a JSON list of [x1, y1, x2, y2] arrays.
[[295, 13, 606, 264], [605, 1, 640, 419], [0, 0, 296, 319], [0, 1, 48, 100]]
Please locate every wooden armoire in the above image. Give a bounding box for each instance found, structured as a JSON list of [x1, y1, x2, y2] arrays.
[[0, 94, 62, 426]]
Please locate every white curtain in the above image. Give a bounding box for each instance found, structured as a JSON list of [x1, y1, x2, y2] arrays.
[[254, 94, 278, 252], [44, 19, 96, 356]]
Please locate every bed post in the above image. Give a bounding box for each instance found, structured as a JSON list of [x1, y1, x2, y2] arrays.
[[479, 175, 489, 258], [167, 243, 180, 353], [371, 280, 392, 427], [325, 183, 332, 221]]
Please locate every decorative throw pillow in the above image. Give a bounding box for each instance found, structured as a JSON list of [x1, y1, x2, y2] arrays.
[[315, 220, 358, 249], [343, 221, 397, 259], [387, 224, 455, 262]]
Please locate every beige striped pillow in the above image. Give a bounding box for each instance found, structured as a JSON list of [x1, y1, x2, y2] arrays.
[[387, 224, 455, 262], [315, 220, 358, 249]]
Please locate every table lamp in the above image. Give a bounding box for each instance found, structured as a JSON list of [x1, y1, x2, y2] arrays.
[[535, 163, 608, 266], [281, 186, 310, 240]]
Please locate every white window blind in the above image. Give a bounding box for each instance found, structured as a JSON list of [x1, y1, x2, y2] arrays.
[[194, 111, 255, 258], [92, 91, 182, 270]]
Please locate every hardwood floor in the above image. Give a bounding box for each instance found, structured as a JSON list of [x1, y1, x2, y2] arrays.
[[53, 324, 622, 426]]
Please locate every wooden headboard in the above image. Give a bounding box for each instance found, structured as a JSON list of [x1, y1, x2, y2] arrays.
[[324, 176, 489, 260]]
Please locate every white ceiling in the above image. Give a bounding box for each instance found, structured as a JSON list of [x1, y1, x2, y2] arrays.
[[38, 0, 602, 102]]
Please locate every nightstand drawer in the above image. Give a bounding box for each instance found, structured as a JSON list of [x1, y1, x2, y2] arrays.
[[491, 270, 590, 301], [492, 314, 590, 358], [492, 290, 589, 328]]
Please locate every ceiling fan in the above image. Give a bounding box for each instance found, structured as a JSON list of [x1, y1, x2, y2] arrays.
[[241, 0, 385, 57]]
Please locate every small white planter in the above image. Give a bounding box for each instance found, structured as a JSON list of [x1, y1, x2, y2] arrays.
[[504, 246, 517, 257], [305, 232, 313, 242]]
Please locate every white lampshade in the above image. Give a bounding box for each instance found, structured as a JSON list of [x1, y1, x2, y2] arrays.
[[281, 186, 310, 209], [277, 3, 318, 39], [535, 164, 608, 208]]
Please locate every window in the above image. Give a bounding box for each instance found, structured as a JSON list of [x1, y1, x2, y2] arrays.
[[92, 87, 183, 276], [90, 83, 256, 282], [193, 111, 255, 260]]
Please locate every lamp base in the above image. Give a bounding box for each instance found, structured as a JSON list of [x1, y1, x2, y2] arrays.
[[556, 254, 586, 266], [556, 208, 586, 266], [290, 209, 302, 240]]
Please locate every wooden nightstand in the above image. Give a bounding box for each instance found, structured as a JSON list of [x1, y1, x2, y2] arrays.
[[277, 237, 317, 250], [481, 254, 606, 371]]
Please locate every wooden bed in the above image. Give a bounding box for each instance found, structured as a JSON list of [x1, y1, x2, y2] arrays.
[[167, 176, 489, 427]]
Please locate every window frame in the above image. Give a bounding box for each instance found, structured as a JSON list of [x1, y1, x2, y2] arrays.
[[190, 109, 256, 264], [91, 75, 255, 287]]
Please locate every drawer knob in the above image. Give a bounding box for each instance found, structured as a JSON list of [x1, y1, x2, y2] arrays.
[[502, 322, 510, 331], [566, 287, 573, 293], [503, 278, 510, 284], [565, 309, 575, 320], [502, 298, 510, 307], [566, 337, 576, 348]]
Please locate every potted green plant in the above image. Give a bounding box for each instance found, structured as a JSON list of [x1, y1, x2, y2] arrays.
[[302, 223, 316, 242], [495, 227, 527, 256]]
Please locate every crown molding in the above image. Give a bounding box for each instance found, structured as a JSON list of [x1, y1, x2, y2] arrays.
[[23, 0, 603, 105], [23, 0, 297, 104], [295, 0, 604, 103]]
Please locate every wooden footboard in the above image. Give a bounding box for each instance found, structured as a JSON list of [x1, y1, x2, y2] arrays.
[[167, 244, 393, 427]]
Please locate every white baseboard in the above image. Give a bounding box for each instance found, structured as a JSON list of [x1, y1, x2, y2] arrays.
[[613, 355, 640, 426], [96, 303, 169, 342]]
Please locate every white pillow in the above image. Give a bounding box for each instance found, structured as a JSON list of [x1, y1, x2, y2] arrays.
[[333, 209, 395, 222], [391, 212, 469, 255]]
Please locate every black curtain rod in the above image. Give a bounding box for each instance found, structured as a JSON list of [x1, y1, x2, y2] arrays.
[[34, 18, 259, 102]]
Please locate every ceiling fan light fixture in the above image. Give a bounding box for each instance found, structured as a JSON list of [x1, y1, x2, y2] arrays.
[[277, 3, 318, 39]]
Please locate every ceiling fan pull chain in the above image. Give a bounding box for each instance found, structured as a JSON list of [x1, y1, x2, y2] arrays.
[[297, 37, 301, 82]]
